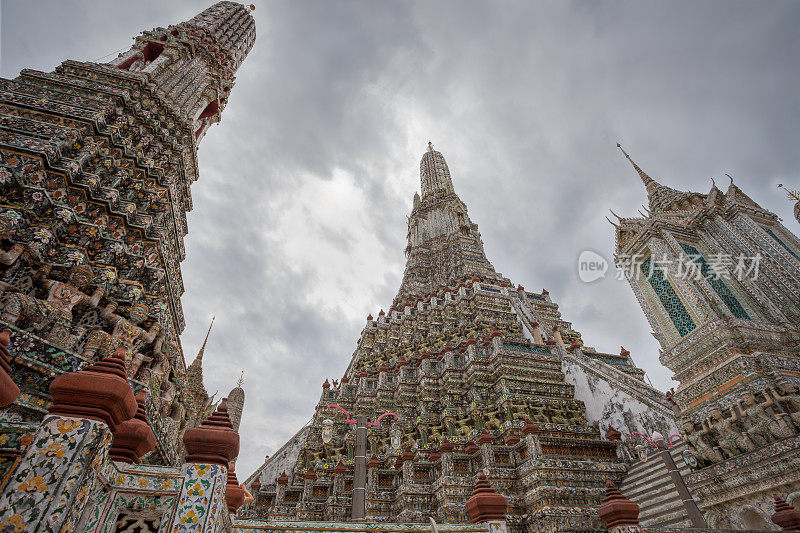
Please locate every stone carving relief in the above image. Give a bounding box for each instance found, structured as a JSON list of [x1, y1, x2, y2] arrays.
[[681, 386, 800, 466]]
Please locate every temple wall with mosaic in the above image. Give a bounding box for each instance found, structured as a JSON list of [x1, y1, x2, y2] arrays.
[[0, 1, 256, 476]]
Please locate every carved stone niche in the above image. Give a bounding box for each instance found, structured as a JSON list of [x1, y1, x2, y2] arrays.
[[113, 509, 163, 533]]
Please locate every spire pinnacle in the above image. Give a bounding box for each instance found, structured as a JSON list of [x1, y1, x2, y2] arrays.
[[617, 143, 660, 195], [779, 184, 800, 203], [419, 142, 454, 198], [237, 370, 244, 388], [198, 316, 215, 360], [191, 316, 215, 369]]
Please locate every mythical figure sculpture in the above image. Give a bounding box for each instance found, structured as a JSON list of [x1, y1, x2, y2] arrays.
[[770, 385, 800, 429], [705, 408, 755, 458], [736, 391, 792, 443], [0, 264, 101, 349], [82, 301, 160, 375], [681, 420, 723, 465]]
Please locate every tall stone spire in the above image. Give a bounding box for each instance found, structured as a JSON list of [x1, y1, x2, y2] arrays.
[[187, 317, 215, 420], [398, 143, 497, 300], [779, 184, 800, 225], [244, 145, 671, 528]]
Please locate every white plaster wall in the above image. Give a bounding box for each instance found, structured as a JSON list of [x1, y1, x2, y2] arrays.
[[563, 360, 679, 439], [245, 424, 310, 486]]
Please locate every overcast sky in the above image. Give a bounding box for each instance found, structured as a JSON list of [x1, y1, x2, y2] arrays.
[[3, 0, 800, 478]]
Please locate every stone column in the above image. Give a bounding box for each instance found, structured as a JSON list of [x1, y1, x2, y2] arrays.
[[351, 414, 368, 520], [0, 351, 136, 532], [553, 325, 565, 349], [397, 447, 416, 486], [302, 466, 316, 501], [0, 329, 20, 407], [366, 455, 380, 492], [333, 460, 347, 496], [531, 321, 544, 344], [276, 471, 288, 504], [365, 455, 380, 520], [522, 421, 541, 456], [440, 441, 455, 477], [177, 398, 240, 531], [250, 478, 262, 506], [477, 431, 495, 470], [401, 455, 414, 486]]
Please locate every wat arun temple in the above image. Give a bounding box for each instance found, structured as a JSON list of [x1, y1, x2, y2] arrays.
[[1, 2, 800, 533]]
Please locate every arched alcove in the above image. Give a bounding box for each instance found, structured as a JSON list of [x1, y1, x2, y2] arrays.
[[788, 491, 800, 508], [117, 42, 165, 71], [198, 99, 219, 120], [741, 507, 771, 530], [193, 99, 220, 139]]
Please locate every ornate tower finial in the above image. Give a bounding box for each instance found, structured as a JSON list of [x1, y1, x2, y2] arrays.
[[419, 143, 454, 198], [780, 184, 800, 226], [617, 143, 660, 195], [779, 184, 800, 203], [227, 371, 246, 432]]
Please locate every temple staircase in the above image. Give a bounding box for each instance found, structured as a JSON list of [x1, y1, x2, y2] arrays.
[[619, 442, 701, 528]]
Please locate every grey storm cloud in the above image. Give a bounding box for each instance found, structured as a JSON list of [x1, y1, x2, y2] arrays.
[[3, 0, 800, 478]]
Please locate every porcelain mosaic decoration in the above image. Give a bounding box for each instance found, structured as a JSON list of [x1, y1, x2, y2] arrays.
[[0, 1, 256, 476]]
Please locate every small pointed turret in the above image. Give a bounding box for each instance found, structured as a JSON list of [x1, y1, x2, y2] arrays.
[[227, 370, 246, 432]]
